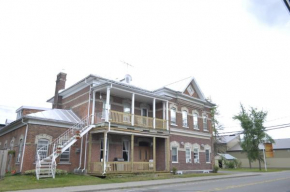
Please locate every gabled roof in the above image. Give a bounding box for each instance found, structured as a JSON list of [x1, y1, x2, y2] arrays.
[[228, 138, 290, 151], [163, 76, 206, 101], [27, 109, 81, 124]]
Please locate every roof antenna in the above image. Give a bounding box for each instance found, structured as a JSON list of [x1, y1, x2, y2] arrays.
[[120, 60, 134, 73]]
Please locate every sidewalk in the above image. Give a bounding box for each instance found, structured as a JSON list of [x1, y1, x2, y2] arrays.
[[11, 172, 260, 192]]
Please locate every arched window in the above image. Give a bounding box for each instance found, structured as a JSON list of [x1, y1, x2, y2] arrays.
[[203, 114, 208, 131], [182, 111, 188, 127], [36, 139, 49, 160], [193, 113, 199, 129], [170, 107, 177, 125], [17, 138, 24, 163]]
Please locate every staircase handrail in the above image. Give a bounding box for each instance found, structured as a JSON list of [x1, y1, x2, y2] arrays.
[[36, 114, 93, 162]]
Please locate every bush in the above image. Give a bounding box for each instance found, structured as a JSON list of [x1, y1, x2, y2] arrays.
[[172, 167, 177, 175], [213, 165, 219, 173], [227, 161, 235, 169], [233, 159, 242, 168], [24, 169, 68, 176]]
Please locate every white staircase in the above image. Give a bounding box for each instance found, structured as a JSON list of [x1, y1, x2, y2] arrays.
[[36, 115, 95, 180]]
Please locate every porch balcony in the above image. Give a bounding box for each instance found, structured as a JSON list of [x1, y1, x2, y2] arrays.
[[87, 133, 171, 175], [109, 110, 167, 130], [91, 82, 170, 131]]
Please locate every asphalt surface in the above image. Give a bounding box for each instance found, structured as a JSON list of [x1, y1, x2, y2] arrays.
[[106, 171, 290, 192]]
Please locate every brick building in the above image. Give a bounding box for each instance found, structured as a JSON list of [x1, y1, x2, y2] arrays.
[[0, 72, 215, 178]]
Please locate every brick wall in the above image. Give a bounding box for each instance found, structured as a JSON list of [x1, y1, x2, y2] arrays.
[[170, 135, 213, 171]]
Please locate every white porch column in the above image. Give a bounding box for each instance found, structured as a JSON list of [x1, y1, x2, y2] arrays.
[[131, 93, 135, 126], [105, 86, 111, 122], [162, 102, 165, 120], [103, 132, 108, 173], [153, 98, 156, 129], [166, 101, 169, 130], [91, 91, 95, 124]]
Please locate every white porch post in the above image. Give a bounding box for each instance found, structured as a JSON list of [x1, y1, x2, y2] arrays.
[[131, 93, 135, 126], [166, 101, 169, 130], [103, 132, 108, 173], [153, 98, 156, 129], [91, 91, 95, 124], [162, 102, 165, 120], [105, 86, 111, 122]]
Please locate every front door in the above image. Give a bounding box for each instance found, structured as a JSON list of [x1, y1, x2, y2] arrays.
[[139, 147, 149, 161]]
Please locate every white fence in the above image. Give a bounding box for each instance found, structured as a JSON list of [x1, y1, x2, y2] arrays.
[[0, 150, 8, 179]]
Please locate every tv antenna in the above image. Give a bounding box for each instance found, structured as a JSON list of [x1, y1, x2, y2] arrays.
[[120, 60, 134, 73]]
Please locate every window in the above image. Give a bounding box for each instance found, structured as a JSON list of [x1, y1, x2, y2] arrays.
[[60, 140, 70, 163], [123, 103, 131, 123], [17, 139, 24, 163], [171, 108, 176, 125], [141, 108, 148, 126], [10, 139, 14, 150], [36, 139, 49, 160], [193, 113, 199, 129], [172, 147, 178, 162], [4, 141, 7, 149], [203, 115, 208, 131], [187, 85, 194, 96], [205, 149, 210, 163], [185, 148, 191, 163], [100, 139, 109, 162], [182, 111, 188, 127], [122, 140, 130, 161], [193, 148, 199, 163]]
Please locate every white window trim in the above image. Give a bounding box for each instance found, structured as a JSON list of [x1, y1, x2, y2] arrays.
[[205, 148, 211, 163], [172, 146, 178, 163], [193, 113, 199, 130], [182, 110, 188, 128], [17, 138, 24, 163], [185, 148, 191, 163], [193, 148, 199, 163], [203, 114, 208, 131], [170, 107, 177, 125]]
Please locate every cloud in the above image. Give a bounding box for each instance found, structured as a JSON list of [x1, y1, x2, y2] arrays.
[[246, 0, 290, 26]]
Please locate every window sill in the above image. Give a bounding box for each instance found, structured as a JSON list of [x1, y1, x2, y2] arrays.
[[193, 128, 199, 130], [182, 126, 189, 128], [172, 161, 179, 164], [206, 162, 211, 164], [170, 124, 178, 126], [203, 130, 209, 132], [58, 162, 71, 165]]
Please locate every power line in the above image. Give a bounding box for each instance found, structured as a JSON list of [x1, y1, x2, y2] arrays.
[[219, 123, 290, 135]]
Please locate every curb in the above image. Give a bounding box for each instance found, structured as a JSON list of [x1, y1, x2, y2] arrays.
[[75, 173, 261, 192]]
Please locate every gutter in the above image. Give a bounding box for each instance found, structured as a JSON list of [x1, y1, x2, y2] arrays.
[[20, 118, 28, 173]]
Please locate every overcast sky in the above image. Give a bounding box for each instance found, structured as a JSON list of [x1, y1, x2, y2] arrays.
[[0, 0, 289, 139]]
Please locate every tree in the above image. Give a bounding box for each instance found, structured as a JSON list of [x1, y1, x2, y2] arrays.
[[233, 104, 274, 170], [211, 105, 224, 155]]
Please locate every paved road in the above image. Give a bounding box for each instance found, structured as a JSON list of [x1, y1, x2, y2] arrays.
[[107, 171, 290, 192]]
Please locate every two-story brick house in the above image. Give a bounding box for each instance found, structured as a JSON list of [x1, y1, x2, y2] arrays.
[[0, 72, 215, 178]]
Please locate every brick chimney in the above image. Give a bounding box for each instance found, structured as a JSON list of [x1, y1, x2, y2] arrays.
[[53, 72, 67, 109]]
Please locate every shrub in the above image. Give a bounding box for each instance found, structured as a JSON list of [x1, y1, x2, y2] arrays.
[[24, 169, 68, 176], [172, 167, 177, 175], [213, 165, 219, 173], [227, 161, 235, 169]]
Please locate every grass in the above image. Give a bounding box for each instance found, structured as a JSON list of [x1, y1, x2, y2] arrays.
[[0, 172, 225, 191], [223, 168, 289, 172]]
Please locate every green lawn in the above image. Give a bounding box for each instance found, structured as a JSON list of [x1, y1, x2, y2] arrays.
[[0, 173, 225, 191], [222, 168, 289, 172]]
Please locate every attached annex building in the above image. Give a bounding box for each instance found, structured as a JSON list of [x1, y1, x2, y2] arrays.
[[0, 73, 215, 177]]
